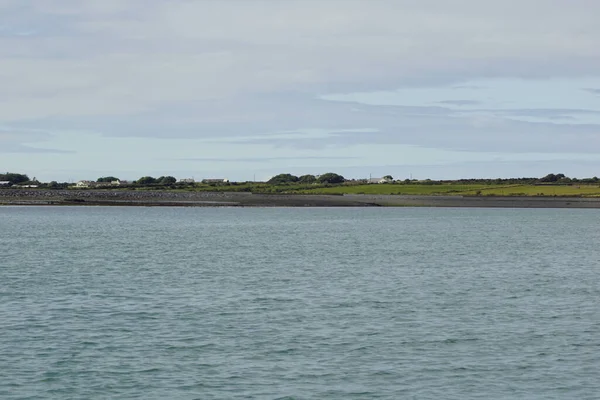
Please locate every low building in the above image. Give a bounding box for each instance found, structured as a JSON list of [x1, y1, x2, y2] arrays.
[[367, 177, 393, 184], [179, 178, 195, 184], [0, 181, 11, 186], [75, 180, 94, 188], [202, 178, 229, 184], [111, 180, 131, 186]]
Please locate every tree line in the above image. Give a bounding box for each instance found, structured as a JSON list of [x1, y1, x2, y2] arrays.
[[0, 173, 30, 184], [2, 171, 600, 188], [95, 176, 178, 185], [267, 173, 345, 185]]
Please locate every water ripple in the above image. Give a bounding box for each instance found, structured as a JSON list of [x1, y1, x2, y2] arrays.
[[1, 207, 600, 399]]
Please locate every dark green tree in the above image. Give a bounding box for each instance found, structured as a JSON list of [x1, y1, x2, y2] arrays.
[[136, 176, 157, 185], [0, 173, 29, 184], [383, 175, 394, 181], [540, 173, 563, 183], [158, 176, 177, 185], [97, 176, 119, 183], [298, 174, 317, 183], [267, 173, 299, 184], [317, 172, 345, 184]]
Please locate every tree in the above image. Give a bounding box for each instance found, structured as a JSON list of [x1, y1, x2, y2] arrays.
[[540, 173, 565, 183], [97, 176, 119, 183], [317, 172, 345, 184], [267, 173, 299, 184], [383, 175, 394, 181], [157, 176, 177, 185], [136, 176, 157, 185], [0, 173, 29, 184], [298, 174, 317, 184]]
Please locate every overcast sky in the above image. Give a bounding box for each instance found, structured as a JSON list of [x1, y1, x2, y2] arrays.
[[1, 0, 600, 181]]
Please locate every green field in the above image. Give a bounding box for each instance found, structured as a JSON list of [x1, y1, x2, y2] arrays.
[[297, 184, 492, 195], [63, 182, 600, 197], [460, 184, 600, 197], [173, 183, 600, 196], [292, 183, 600, 197]]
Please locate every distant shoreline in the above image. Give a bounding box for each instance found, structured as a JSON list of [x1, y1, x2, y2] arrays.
[[2, 189, 600, 208]]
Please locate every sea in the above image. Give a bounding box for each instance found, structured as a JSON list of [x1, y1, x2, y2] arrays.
[[1, 206, 599, 399]]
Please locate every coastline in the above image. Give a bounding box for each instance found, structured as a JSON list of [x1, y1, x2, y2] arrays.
[[2, 189, 600, 208]]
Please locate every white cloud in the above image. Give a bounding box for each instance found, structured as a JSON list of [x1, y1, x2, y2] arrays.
[[1, 0, 600, 178], [2, 0, 599, 117]]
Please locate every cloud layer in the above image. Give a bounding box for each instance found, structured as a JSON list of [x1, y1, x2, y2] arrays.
[[1, 0, 600, 179]]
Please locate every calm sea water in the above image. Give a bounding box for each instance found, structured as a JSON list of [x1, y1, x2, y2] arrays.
[[1, 206, 599, 399]]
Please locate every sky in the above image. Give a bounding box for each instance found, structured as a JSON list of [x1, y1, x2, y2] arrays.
[[1, 0, 600, 182]]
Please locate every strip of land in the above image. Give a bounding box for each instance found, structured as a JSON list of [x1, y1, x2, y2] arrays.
[[2, 189, 600, 208]]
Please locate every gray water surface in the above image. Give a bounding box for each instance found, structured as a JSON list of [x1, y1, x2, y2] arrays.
[[1, 207, 599, 399]]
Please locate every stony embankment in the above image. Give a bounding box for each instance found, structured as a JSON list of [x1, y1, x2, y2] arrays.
[[0, 189, 376, 207], [2, 189, 600, 208]]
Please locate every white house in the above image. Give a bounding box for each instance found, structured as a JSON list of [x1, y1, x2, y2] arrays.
[[0, 181, 11, 186], [75, 180, 94, 188], [179, 178, 195, 183], [111, 180, 131, 186], [202, 178, 229, 184], [367, 177, 393, 184]]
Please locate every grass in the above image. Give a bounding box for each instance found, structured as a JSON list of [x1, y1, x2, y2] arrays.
[[62, 182, 600, 197], [297, 183, 498, 195], [460, 184, 600, 197], [291, 183, 600, 197], [150, 182, 600, 197]]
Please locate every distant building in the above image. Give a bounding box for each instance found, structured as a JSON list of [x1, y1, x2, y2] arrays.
[[179, 178, 195, 184], [367, 177, 392, 184], [0, 181, 11, 186], [111, 180, 130, 186], [75, 180, 94, 188], [74, 180, 129, 188], [202, 178, 229, 184]]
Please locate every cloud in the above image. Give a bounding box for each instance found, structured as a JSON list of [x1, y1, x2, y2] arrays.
[[180, 156, 359, 163], [1, 0, 599, 120], [225, 119, 600, 154], [584, 88, 600, 95], [490, 108, 600, 121], [1, 0, 600, 178], [0, 128, 74, 154], [8, 91, 600, 155], [437, 100, 481, 106], [0, 144, 74, 154]]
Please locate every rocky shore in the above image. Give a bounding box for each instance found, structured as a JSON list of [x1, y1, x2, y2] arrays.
[[3, 189, 600, 208], [0, 189, 377, 207]]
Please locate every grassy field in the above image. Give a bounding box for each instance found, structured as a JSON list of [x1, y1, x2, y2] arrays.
[[292, 183, 600, 197], [63, 182, 600, 197], [297, 184, 490, 195], [459, 184, 600, 197]]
